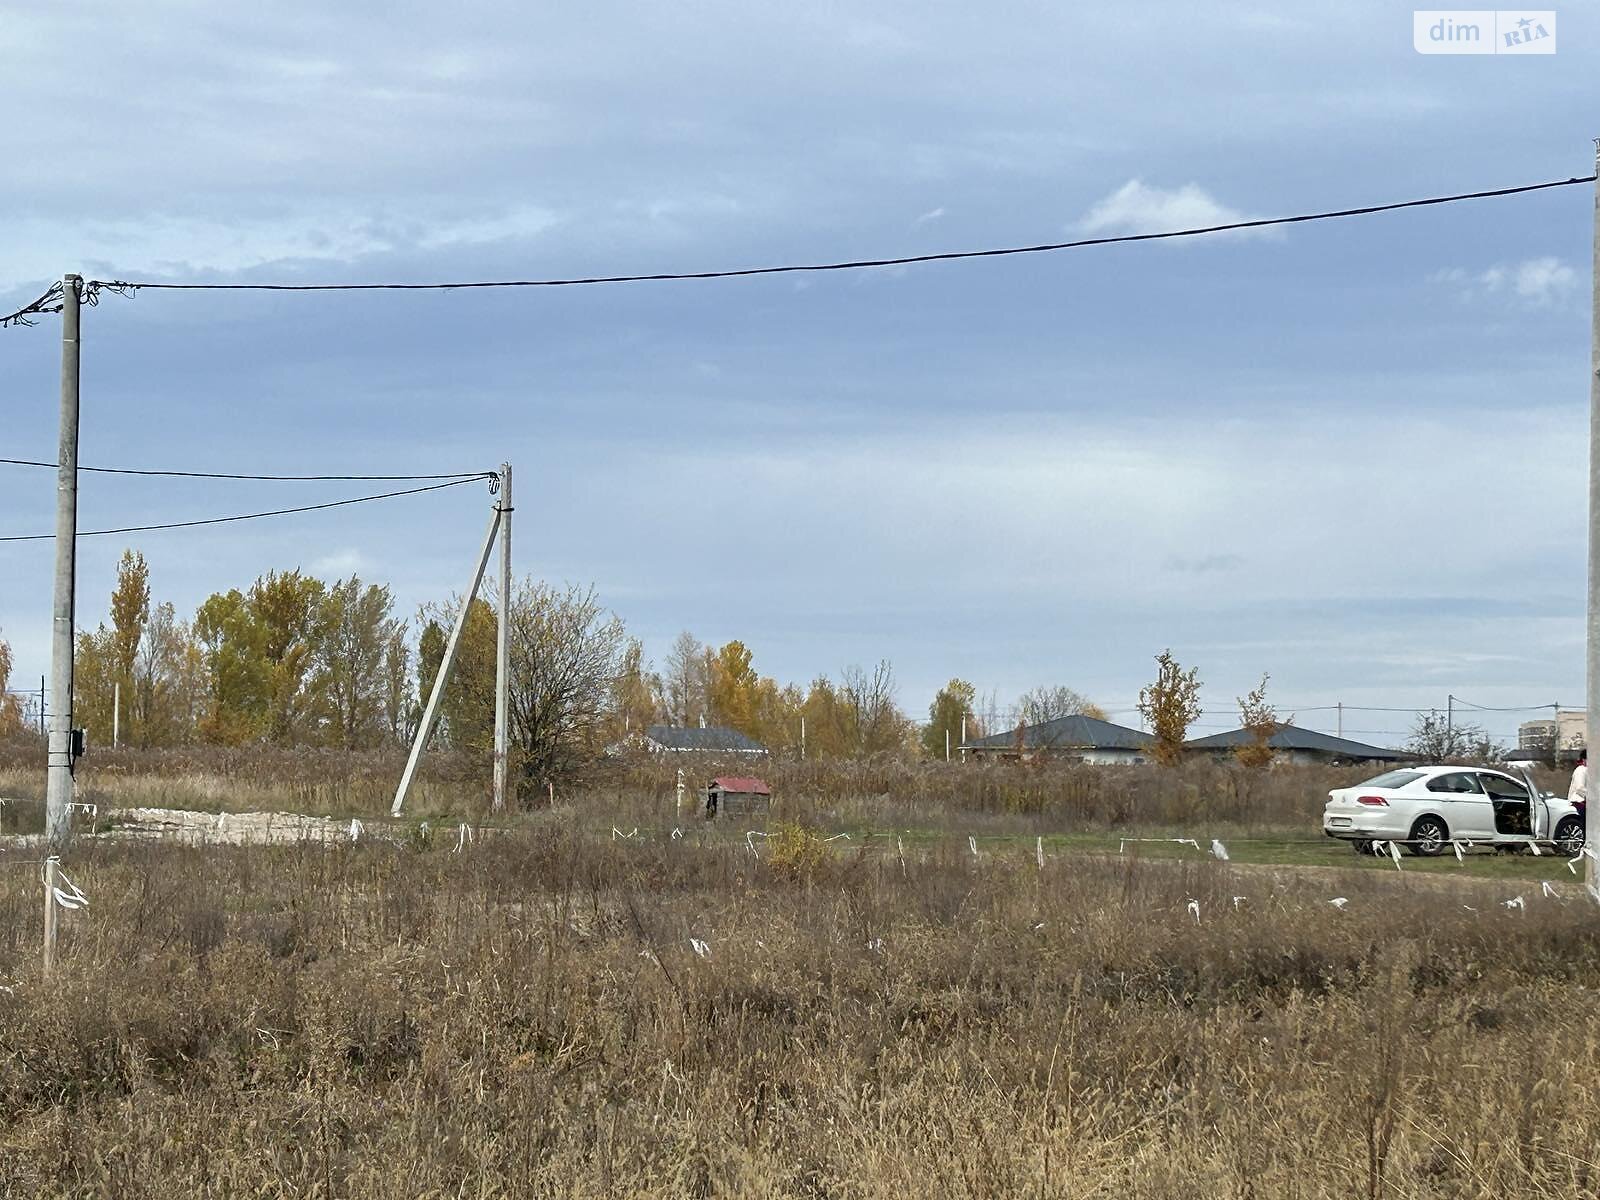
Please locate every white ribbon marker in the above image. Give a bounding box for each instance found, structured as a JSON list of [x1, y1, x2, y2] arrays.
[[1503, 895, 1525, 911], [866, 937, 885, 953], [1211, 839, 1229, 861], [215, 811, 228, 834], [1542, 880, 1561, 899], [1329, 897, 1349, 910], [1387, 841, 1403, 871], [611, 826, 639, 841], [670, 827, 684, 841], [1452, 840, 1465, 863], [1232, 895, 1247, 910], [1186, 899, 1200, 925], [454, 823, 472, 854], [745, 830, 771, 855], [823, 833, 851, 843], [1528, 840, 1542, 857], [1036, 836, 1045, 869], [349, 818, 363, 842], [968, 836, 980, 859], [689, 937, 711, 959], [52, 869, 89, 911]]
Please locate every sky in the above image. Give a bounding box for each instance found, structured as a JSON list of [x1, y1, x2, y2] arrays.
[[1, 1, 1596, 747]]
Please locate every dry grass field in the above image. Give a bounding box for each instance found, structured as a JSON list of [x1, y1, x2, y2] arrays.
[[3, 815, 1599, 1198]]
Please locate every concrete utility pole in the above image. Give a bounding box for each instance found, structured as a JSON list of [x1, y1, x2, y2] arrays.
[[391, 490, 503, 817], [42, 858, 58, 975], [492, 463, 514, 812], [45, 275, 81, 845], [1587, 139, 1600, 900]]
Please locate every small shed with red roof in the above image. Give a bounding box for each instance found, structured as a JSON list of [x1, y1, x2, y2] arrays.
[[705, 775, 772, 817]]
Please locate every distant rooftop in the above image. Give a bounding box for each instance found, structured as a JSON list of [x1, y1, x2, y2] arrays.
[[645, 725, 767, 753], [961, 713, 1153, 752], [1183, 724, 1404, 761]]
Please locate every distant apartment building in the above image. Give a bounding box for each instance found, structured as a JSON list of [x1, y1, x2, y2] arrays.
[[1517, 708, 1586, 762]]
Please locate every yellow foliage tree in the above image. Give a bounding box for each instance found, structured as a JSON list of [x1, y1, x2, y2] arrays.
[[1137, 649, 1202, 767], [1235, 674, 1290, 769]]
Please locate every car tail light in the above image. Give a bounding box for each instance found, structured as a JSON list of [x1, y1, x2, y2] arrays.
[[1356, 794, 1388, 807]]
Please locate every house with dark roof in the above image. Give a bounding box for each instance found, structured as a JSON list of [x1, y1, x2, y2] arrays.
[[1183, 724, 1405, 765], [960, 714, 1154, 765], [644, 724, 768, 755]]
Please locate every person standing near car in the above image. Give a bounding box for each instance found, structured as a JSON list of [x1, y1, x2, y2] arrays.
[[1571, 750, 1588, 815]]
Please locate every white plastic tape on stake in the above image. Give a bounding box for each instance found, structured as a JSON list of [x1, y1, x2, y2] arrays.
[[968, 836, 979, 859], [1036, 836, 1045, 870], [611, 826, 639, 841], [670, 827, 684, 841], [1542, 880, 1561, 899], [349, 818, 363, 843], [1186, 899, 1200, 925], [215, 811, 227, 835], [1211, 839, 1229, 862], [52, 868, 89, 911], [454, 823, 472, 854], [1503, 895, 1526, 911], [68, 802, 96, 819], [1329, 897, 1349, 910], [1118, 838, 1202, 854], [745, 830, 771, 856], [689, 937, 711, 959]]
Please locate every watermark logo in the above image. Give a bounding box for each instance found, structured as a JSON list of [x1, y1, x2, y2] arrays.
[[1414, 10, 1556, 53]]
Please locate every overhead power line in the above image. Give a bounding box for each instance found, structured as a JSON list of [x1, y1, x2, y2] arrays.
[[0, 456, 495, 483], [0, 477, 483, 543], [0, 175, 1579, 310]]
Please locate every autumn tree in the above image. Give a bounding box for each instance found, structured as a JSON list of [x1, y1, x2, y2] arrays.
[[923, 678, 977, 759], [0, 633, 25, 738], [1137, 649, 1202, 766], [608, 637, 663, 741], [663, 631, 709, 726], [381, 628, 414, 742], [1017, 684, 1106, 725], [504, 580, 627, 788], [109, 550, 150, 737], [1405, 712, 1484, 762], [314, 577, 402, 749], [840, 661, 908, 758], [416, 598, 497, 753], [133, 602, 204, 746], [799, 676, 849, 759], [1235, 673, 1290, 769], [707, 640, 761, 735], [193, 569, 328, 745]]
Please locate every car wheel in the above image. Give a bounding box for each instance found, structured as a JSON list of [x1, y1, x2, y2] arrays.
[[1554, 816, 1585, 857], [1407, 816, 1448, 857]]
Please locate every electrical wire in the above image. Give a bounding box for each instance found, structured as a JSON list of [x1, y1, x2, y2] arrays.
[[0, 477, 483, 543], [48, 174, 1598, 298], [0, 282, 64, 328], [0, 456, 495, 483]]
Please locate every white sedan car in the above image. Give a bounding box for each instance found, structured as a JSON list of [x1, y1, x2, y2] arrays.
[[1323, 765, 1585, 856]]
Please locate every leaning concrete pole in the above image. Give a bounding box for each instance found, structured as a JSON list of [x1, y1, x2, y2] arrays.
[[1588, 140, 1600, 900], [391, 497, 502, 817], [492, 463, 513, 812], [45, 275, 81, 845]]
